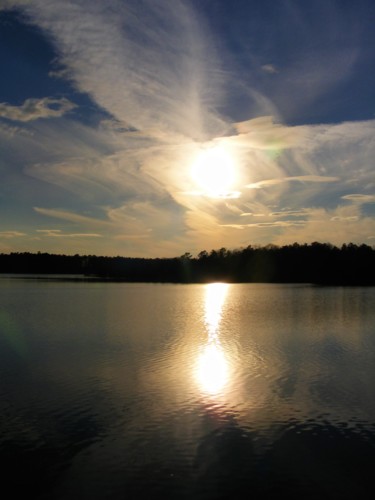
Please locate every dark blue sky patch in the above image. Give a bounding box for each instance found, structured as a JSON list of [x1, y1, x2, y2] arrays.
[[0, 11, 107, 126], [0, 11, 65, 102], [194, 0, 375, 125]]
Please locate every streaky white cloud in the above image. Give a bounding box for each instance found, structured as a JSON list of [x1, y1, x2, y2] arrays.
[[271, 205, 375, 247], [1, 2, 375, 256], [222, 220, 306, 229], [33, 207, 113, 227], [269, 209, 312, 217], [107, 200, 185, 241], [341, 194, 375, 204], [0, 231, 26, 238], [0, 97, 76, 122], [220, 204, 375, 249], [11, 0, 227, 141], [36, 229, 102, 238], [15, 114, 375, 255], [27, 144, 164, 204], [246, 175, 339, 190]]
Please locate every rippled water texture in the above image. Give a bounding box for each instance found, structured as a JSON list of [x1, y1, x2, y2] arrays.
[[1, 279, 375, 499]]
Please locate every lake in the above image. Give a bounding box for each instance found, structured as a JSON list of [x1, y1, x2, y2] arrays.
[[1, 277, 375, 499]]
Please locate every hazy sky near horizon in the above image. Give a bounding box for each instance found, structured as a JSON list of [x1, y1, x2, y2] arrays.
[[1, 0, 375, 257]]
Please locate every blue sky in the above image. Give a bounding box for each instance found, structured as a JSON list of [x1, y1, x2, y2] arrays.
[[1, 0, 375, 257]]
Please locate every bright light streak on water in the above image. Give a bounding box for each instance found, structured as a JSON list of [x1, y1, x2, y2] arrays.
[[196, 283, 230, 395], [1, 279, 375, 499], [197, 342, 229, 394], [204, 282, 229, 339]]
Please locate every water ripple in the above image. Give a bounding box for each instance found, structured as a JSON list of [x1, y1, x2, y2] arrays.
[[1, 281, 375, 498]]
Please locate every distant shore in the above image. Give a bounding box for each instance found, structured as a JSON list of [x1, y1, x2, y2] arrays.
[[1, 242, 374, 285]]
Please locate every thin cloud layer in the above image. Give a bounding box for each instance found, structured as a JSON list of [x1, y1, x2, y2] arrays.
[[9, 0, 226, 141], [0, 231, 26, 238], [36, 229, 102, 238], [342, 194, 375, 204], [246, 176, 339, 190]]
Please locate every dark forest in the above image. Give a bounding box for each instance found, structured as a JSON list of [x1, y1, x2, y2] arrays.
[[1, 242, 375, 285]]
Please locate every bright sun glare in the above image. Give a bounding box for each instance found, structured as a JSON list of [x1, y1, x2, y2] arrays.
[[196, 283, 230, 395], [191, 146, 239, 198], [197, 342, 229, 395]]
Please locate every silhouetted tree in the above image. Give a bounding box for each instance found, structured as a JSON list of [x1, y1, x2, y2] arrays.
[[1, 242, 374, 284]]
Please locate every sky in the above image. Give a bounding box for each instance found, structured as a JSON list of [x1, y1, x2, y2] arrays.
[[1, 0, 375, 257]]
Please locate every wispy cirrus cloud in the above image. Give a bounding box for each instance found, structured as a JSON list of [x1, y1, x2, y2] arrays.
[[0, 1, 374, 255], [33, 207, 112, 227], [36, 229, 102, 238], [0, 231, 26, 238], [246, 175, 339, 190], [221, 204, 375, 248], [271, 206, 375, 246], [9, 0, 225, 141], [222, 220, 306, 229], [341, 194, 375, 204]]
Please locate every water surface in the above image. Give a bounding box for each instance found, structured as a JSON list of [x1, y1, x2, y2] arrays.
[[1, 278, 375, 499]]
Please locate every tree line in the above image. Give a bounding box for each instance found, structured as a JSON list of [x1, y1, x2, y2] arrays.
[[0, 242, 374, 285]]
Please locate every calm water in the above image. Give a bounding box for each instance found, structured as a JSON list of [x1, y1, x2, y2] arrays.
[[1, 278, 375, 499]]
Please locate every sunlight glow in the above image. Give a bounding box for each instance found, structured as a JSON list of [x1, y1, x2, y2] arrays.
[[191, 146, 240, 199], [204, 282, 229, 339], [197, 342, 229, 394], [196, 283, 230, 395]]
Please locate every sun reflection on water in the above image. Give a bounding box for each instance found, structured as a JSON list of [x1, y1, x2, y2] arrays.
[[197, 342, 229, 395], [196, 283, 230, 395]]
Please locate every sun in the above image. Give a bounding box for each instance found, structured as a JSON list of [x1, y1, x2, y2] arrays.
[[191, 146, 239, 198]]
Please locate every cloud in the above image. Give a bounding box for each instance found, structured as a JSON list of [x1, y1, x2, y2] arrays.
[[16, 113, 375, 254], [0, 97, 76, 122], [271, 206, 375, 246], [33, 207, 112, 227], [107, 200, 186, 241], [223, 221, 306, 229], [221, 204, 375, 249], [269, 209, 312, 217], [1, 2, 374, 255], [27, 147, 162, 204], [232, 116, 303, 148], [246, 175, 339, 189], [341, 194, 375, 204], [261, 64, 278, 74], [0, 231, 26, 238], [10, 0, 227, 141], [36, 229, 102, 238], [0, 122, 33, 137], [330, 216, 358, 222]]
